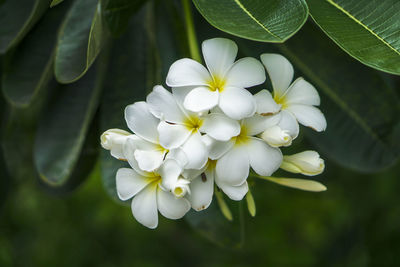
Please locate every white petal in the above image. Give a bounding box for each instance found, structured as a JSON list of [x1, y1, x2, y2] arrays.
[[183, 86, 219, 113], [216, 180, 248, 201], [147, 85, 185, 123], [204, 136, 235, 160], [125, 102, 159, 143], [219, 87, 256, 120], [134, 149, 165, 172], [202, 38, 237, 78], [216, 145, 249, 186], [286, 105, 327, 132], [200, 113, 240, 141], [157, 121, 192, 149], [116, 168, 151, 201], [157, 188, 191, 219], [188, 169, 214, 211], [260, 53, 293, 98], [181, 132, 208, 169], [254, 90, 281, 115], [166, 58, 211, 87], [165, 148, 188, 168], [131, 183, 158, 229], [242, 114, 273, 136], [123, 137, 150, 176], [284, 78, 320, 106], [172, 86, 196, 105], [158, 159, 182, 190], [225, 57, 266, 88], [247, 137, 283, 176], [278, 110, 299, 139]]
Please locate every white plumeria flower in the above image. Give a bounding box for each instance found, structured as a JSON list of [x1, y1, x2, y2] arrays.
[[166, 38, 266, 120], [100, 129, 132, 160], [117, 143, 191, 229], [259, 54, 327, 139], [123, 101, 172, 172], [280, 151, 325, 176], [146, 85, 240, 170], [202, 115, 283, 189]]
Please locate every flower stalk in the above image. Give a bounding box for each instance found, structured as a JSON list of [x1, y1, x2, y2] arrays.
[[182, 0, 201, 62]]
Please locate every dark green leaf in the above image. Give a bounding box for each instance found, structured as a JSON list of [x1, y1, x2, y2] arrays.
[[2, 4, 69, 107], [34, 59, 106, 186], [241, 22, 400, 172], [50, 0, 65, 8], [101, 0, 148, 37], [55, 0, 104, 83], [0, 0, 49, 54], [308, 0, 400, 75], [193, 0, 308, 42], [99, 8, 153, 201]]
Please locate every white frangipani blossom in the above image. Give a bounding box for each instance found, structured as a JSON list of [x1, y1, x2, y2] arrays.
[[280, 151, 325, 176], [204, 115, 283, 188], [166, 38, 266, 120], [260, 54, 327, 139], [117, 143, 191, 229], [147, 85, 240, 170], [124, 101, 170, 172], [100, 38, 328, 229]]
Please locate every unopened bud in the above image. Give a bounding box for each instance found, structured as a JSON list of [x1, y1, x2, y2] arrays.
[[261, 125, 292, 147], [100, 129, 131, 160], [281, 151, 325, 176]]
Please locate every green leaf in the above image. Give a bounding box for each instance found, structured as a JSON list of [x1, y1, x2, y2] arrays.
[[101, 0, 148, 37], [2, 4, 69, 107], [50, 0, 65, 8], [241, 22, 400, 172], [0, 0, 49, 54], [55, 0, 104, 83], [308, 0, 400, 75], [192, 0, 308, 42], [34, 59, 106, 186], [99, 7, 156, 201]]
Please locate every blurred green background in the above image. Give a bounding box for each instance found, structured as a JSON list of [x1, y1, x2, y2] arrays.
[[1, 160, 399, 266], [1, 0, 400, 266]]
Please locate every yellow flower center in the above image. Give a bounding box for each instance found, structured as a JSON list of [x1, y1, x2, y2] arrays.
[[234, 126, 250, 146], [273, 92, 288, 109], [183, 115, 203, 132], [208, 76, 226, 92]]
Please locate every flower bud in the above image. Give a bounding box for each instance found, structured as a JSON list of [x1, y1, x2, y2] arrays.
[[260, 125, 292, 147], [172, 178, 191, 198], [100, 129, 131, 160], [280, 151, 325, 176]]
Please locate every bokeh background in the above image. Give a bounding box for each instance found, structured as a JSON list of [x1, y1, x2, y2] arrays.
[[1, 0, 400, 266]]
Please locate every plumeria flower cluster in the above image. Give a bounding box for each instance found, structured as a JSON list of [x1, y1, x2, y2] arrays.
[[101, 38, 327, 229]]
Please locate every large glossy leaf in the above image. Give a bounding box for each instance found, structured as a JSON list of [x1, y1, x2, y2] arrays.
[[55, 0, 104, 83], [192, 0, 308, 42], [308, 0, 400, 75], [101, 0, 148, 37], [99, 9, 152, 201], [34, 60, 106, 186], [2, 4, 69, 108], [50, 0, 65, 7], [0, 0, 49, 54], [241, 22, 400, 172]]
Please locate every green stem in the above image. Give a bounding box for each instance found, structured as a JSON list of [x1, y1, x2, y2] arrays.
[[182, 0, 201, 62]]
